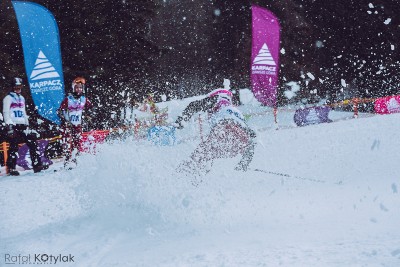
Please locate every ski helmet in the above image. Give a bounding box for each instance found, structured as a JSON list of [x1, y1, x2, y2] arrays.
[[10, 77, 23, 88], [71, 77, 86, 93], [208, 88, 233, 111], [208, 88, 233, 101]]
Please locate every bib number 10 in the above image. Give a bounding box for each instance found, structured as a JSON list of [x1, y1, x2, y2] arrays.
[[13, 110, 23, 118]]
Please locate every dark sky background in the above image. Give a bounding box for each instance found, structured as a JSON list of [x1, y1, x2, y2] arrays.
[[0, 0, 400, 127]]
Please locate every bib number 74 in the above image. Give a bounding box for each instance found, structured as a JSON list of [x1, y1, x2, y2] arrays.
[[70, 115, 80, 122]]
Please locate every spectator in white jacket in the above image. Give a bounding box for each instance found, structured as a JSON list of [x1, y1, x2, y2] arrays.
[[3, 77, 45, 176]]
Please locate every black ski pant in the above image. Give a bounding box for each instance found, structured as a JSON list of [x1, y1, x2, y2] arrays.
[[6, 125, 42, 170]]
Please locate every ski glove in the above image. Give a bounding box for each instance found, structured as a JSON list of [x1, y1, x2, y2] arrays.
[[24, 127, 40, 138], [84, 115, 92, 122], [60, 117, 72, 127], [174, 116, 184, 129], [6, 124, 15, 137]]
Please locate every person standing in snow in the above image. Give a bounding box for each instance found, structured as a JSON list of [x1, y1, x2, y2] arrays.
[[57, 77, 93, 169], [3, 77, 45, 176], [174, 87, 256, 180]]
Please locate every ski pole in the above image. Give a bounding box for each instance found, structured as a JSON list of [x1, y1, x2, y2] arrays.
[[252, 168, 326, 183], [198, 114, 203, 142]]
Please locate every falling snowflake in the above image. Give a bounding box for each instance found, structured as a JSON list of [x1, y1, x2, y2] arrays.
[[307, 72, 315, 80]]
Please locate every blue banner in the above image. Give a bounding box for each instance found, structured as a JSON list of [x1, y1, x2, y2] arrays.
[[12, 1, 64, 125]]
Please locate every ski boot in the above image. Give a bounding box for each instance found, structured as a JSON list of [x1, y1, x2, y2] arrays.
[[9, 169, 20, 176]]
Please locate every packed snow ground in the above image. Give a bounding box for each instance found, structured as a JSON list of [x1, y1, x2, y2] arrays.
[[1, 93, 400, 266]]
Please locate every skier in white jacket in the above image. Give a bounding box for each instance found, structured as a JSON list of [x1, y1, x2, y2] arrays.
[[174, 87, 256, 183]]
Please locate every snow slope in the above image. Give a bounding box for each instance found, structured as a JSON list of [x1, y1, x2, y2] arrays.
[[1, 98, 400, 266]]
